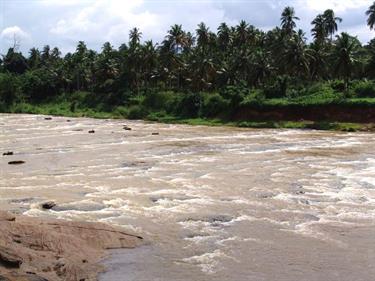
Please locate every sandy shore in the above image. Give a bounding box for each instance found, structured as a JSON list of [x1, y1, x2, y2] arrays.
[[0, 211, 142, 281]]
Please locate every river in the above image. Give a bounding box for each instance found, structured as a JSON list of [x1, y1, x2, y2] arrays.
[[1, 113, 375, 281]]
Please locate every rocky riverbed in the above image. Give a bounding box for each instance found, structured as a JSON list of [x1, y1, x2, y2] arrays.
[[1, 113, 375, 281]]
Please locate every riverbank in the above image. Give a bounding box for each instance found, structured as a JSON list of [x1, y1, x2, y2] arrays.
[[0, 211, 142, 281], [3, 101, 375, 132]]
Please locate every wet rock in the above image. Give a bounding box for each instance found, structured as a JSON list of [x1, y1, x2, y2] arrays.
[[88, 130, 95, 134], [151, 132, 159, 135], [8, 161, 25, 165], [303, 214, 320, 221], [44, 117, 52, 120], [184, 215, 233, 226], [123, 126, 132, 131], [0, 246, 23, 268], [0, 212, 15, 222], [40, 201, 56, 210], [208, 215, 233, 224], [66, 120, 71, 122], [0, 274, 10, 281], [2, 152, 13, 156]]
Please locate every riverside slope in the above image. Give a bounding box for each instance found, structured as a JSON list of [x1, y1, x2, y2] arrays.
[[0, 211, 142, 281]]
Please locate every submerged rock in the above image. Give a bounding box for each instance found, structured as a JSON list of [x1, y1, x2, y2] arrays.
[[123, 126, 132, 131], [151, 132, 159, 135], [52, 201, 105, 212]]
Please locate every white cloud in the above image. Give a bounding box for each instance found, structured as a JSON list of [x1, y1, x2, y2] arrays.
[[302, 0, 371, 12], [48, 0, 236, 46], [1, 26, 29, 39], [1, 0, 374, 54], [49, 0, 160, 43]]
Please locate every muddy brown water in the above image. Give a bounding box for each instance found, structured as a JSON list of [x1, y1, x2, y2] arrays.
[[1, 113, 375, 281]]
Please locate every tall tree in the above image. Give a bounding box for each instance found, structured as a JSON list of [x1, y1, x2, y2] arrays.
[[323, 9, 342, 40], [129, 27, 142, 49], [334, 32, 361, 90], [366, 2, 375, 30], [280, 6, 299, 36], [311, 14, 327, 45]]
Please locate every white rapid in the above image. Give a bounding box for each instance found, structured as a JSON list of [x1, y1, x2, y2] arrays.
[[1, 113, 375, 281]]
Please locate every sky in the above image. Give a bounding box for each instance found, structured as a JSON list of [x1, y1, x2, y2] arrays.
[[0, 0, 374, 55]]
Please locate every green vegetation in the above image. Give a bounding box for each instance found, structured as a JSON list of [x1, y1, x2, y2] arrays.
[[3, 4, 375, 132]]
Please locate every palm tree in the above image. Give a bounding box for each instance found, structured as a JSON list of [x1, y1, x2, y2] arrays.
[[334, 32, 361, 90], [217, 22, 231, 51], [311, 14, 327, 45], [281, 30, 311, 77], [196, 22, 210, 51], [164, 24, 188, 53], [280, 6, 299, 36], [28, 48, 41, 69], [235, 20, 249, 46], [366, 2, 375, 30], [129, 27, 142, 48], [323, 9, 342, 40]]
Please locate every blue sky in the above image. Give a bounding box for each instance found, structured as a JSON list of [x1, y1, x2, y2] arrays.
[[0, 0, 374, 55]]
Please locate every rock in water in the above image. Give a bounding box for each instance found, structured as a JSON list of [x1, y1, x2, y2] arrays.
[[40, 201, 56, 210], [88, 130, 95, 134], [8, 161, 25, 165], [2, 152, 13, 156]]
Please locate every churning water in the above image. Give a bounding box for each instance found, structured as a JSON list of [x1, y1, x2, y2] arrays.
[[1, 114, 375, 281]]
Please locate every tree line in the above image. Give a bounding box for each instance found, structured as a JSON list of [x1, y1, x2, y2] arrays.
[[2, 4, 375, 113]]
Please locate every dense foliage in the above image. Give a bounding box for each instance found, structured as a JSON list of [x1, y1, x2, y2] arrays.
[[2, 4, 375, 122]]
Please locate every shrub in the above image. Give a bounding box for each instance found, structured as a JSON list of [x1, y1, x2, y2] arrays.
[[220, 84, 247, 107], [240, 90, 265, 106], [0, 73, 20, 105], [264, 75, 289, 98], [113, 106, 129, 118], [174, 92, 203, 118], [127, 105, 148, 119], [351, 80, 375, 98], [329, 80, 346, 93], [21, 68, 59, 101], [201, 93, 230, 117], [142, 91, 178, 112]]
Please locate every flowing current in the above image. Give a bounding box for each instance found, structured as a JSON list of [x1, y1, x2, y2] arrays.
[[1, 113, 375, 281]]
